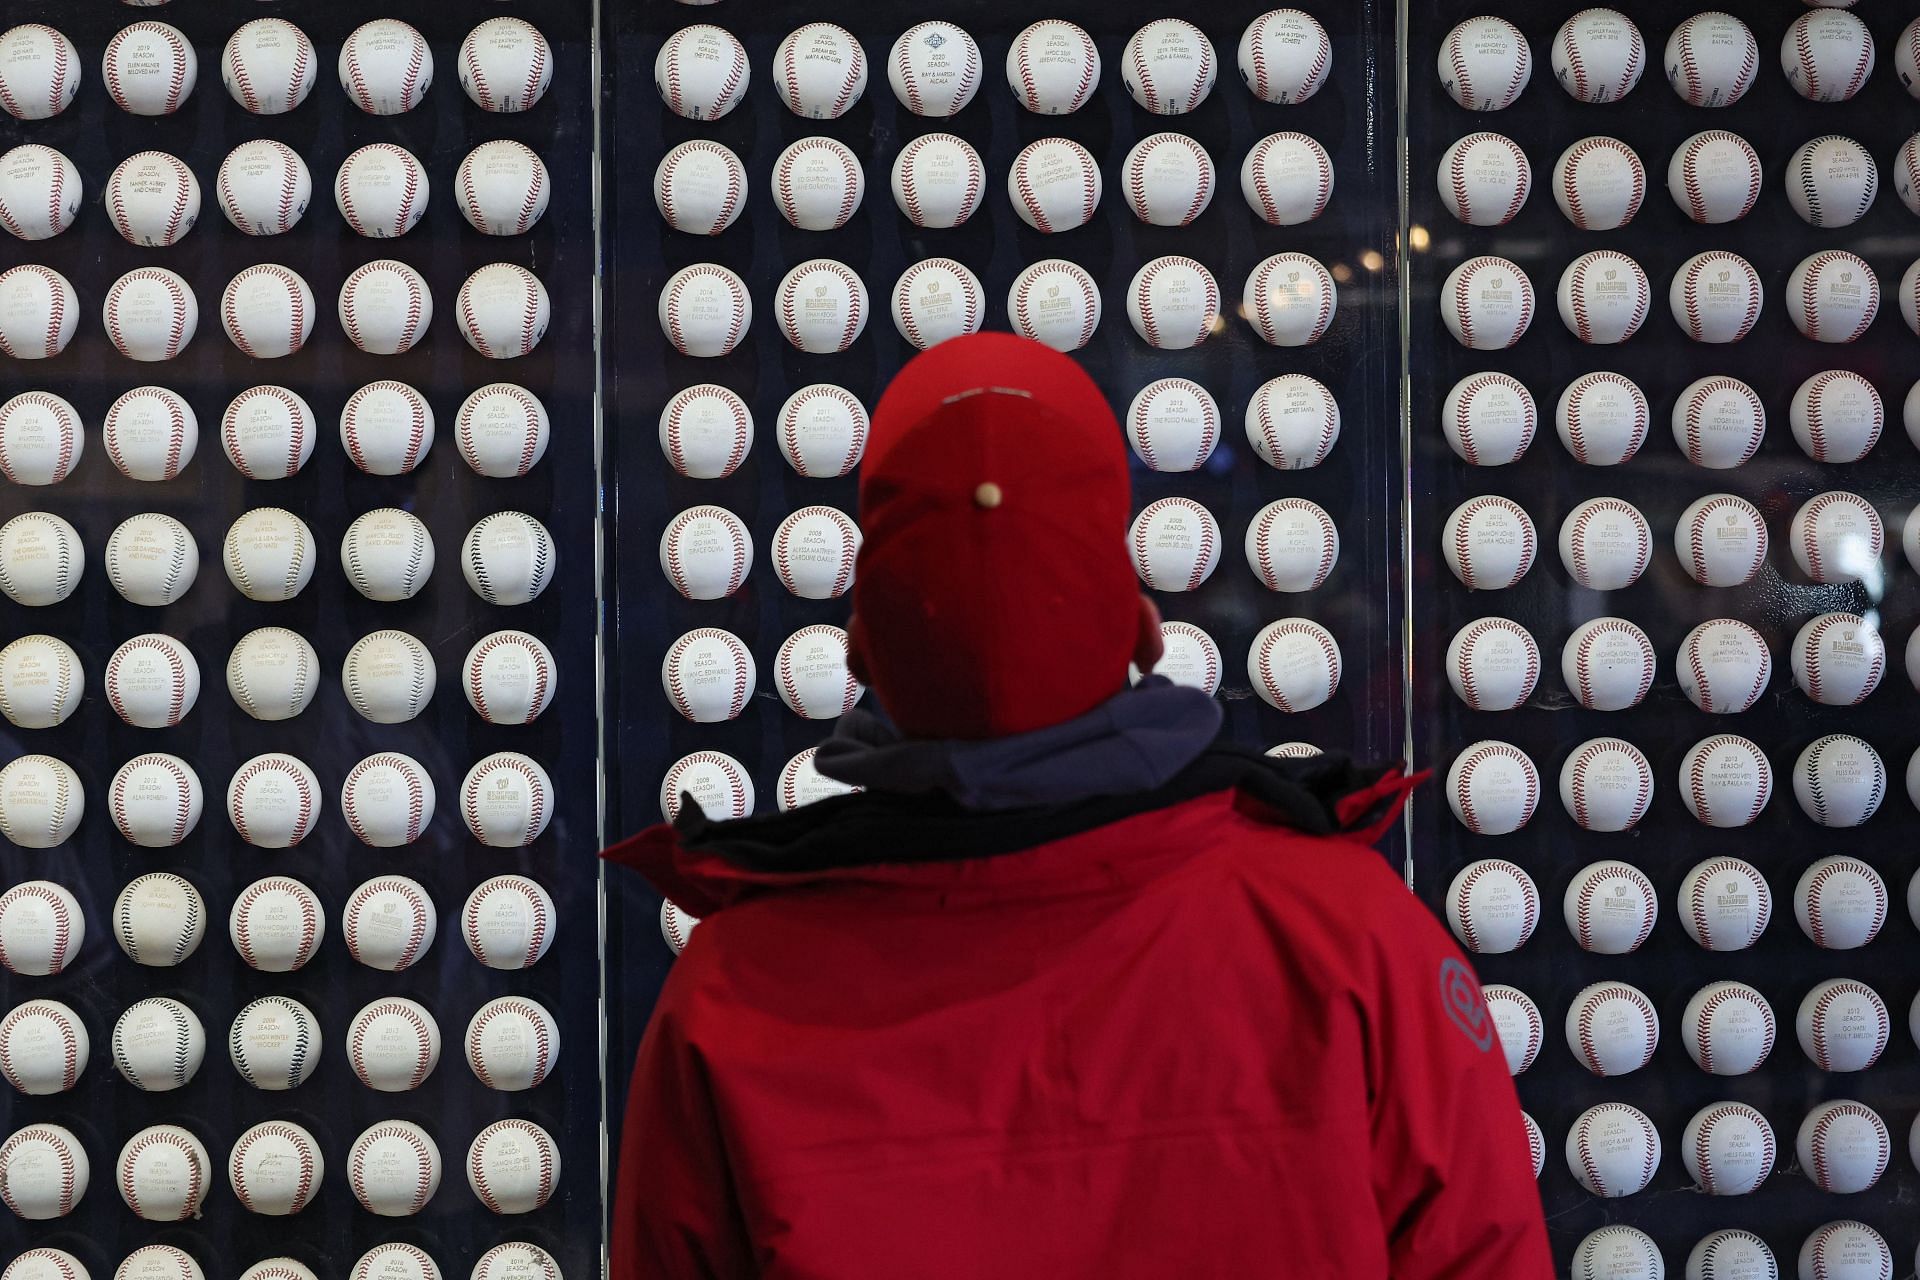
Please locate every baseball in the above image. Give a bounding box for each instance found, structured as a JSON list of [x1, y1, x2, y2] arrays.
[[1121, 133, 1214, 227], [464, 630, 556, 725], [1903, 18, 1920, 97], [341, 508, 434, 602], [775, 22, 866, 119], [1562, 617, 1654, 710], [221, 386, 314, 479], [341, 380, 433, 476], [1668, 129, 1762, 223], [1443, 496, 1535, 590], [1676, 495, 1768, 589], [0, 999, 87, 1094], [653, 140, 746, 236], [1791, 491, 1883, 583], [1483, 985, 1542, 1075], [654, 24, 745, 122], [1560, 736, 1654, 832], [1567, 982, 1659, 1076], [103, 22, 194, 117], [0, 25, 79, 121], [340, 19, 431, 116], [0, 145, 80, 240], [1246, 619, 1342, 713], [103, 386, 197, 481], [659, 504, 751, 601], [117, 1124, 210, 1221], [104, 152, 198, 246], [1686, 980, 1778, 1075], [223, 508, 315, 602], [457, 383, 550, 478], [779, 748, 860, 811], [891, 257, 984, 350], [1245, 374, 1339, 471], [1243, 132, 1334, 229], [1680, 734, 1773, 828], [777, 384, 866, 476], [228, 995, 321, 1090], [347, 997, 441, 1091], [1438, 16, 1530, 110], [1788, 135, 1877, 229], [1444, 859, 1539, 954], [1239, 9, 1331, 104], [666, 757, 746, 822], [240, 1257, 315, 1280], [1783, 11, 1873, 103], [1788, 250, 1879, 343], [1681, 1102, 1775, 1196], [1795, 735, 1887, 829], [1553, 137, 1645, 231], [1798, 980, 1889, 1072], [1008, 259, 1100, 353], [773, 136, 863, 232], [0, 513, 81, 607], [1670, 251, 1762, 343], [1556, 250, 1649, 344], [1796, 855, 1888, 949], [1437, 132, 1529, 227], [108, 757, 202, 849], [104, 267, 196, 362], [0, 265, 77, 360], [1689, 1231, 1776, 1278], [1441, 373, 1534, 466], [1009, 137, 1101, 234], [1679, 856, 1772, 949], [1006, 19, 1100, 115], [1445, 618, 1539, 712], [1134, 621, 1221, 695], [228, 1120, 322, 1216], [1797, 1101, 1889, 1194], [1245, 498, 1338, 593], [0, 756, 82, 847], [1127, 255, 1219, 350], [774, 625, 863, 720], [1556, 371, 1647, 465], [889, 20, 981, 117], [462, 511, 556, 606], [215, 140, 311, 236], [1566, 1103, 1659, 1195], [339, 260, 432, 354], [1121, 19, 1216, 115], [1567, 860, 1661, 951], [0, 1123, 89, 1218], [459, 17, 551, 113], [343, 875, 437, 973], [228, 626, 318, 722], [456, 140, 549, 237], [221, 264, 314, 359], [466, 997, 559, 1092], [1793, 612, 1884, 706], [659, 384, 748, 479], [457, 263, 551, 359], [1573, 1228, 1662, 1280], [229, 876, 324, 973], [1910, 508, 1920, 576], [0, 634, 81, 728], [1559, 497, 1651, 591], [111, 998, 203, 1090], [1440, 256, 1532, 350], [348, 1121, 441, 1217], [222, 19, 316, 115], [461, 875, 556, 970], [1129, 497, 1220, 592], [0, 392, 81, 485], [471, 1245, 559, 1280], [468, 1120, 560, 1215], [1800, 1223, 1891, 1280], [341, 752, 435, 847], [0, 881, 84, 973], [1553, 9, 1645, 103], [773, 259, 867, 353], [1245, 252, 1336, 347], [1665, 11, 1758, 107], [658, 263, 753, 357], [1791, 369, 1882, 463], [460, 751, 554, 847], [891, 133, 985, 231], [771, 505, 860, 598], [228, 753, 321, 848], [661, 628, 756, 723], [1899, 261, 1920, 338], [1125, 379, 1218, 473], [117, 1248, 202, 1280]]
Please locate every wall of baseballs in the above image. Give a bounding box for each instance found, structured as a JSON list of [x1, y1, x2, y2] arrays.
[[0, 4, 595, 1280]]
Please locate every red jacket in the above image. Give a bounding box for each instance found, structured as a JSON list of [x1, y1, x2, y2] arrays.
[[609, 779, 1552, 1280]]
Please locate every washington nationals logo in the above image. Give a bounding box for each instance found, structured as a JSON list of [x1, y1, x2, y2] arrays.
[[1439, 957, 1495, 1052]]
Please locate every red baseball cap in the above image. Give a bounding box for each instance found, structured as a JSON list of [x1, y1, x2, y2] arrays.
[[852, 333, 1139, 740]]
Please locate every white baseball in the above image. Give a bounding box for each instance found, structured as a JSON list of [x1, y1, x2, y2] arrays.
[[339, 380, 433, 476], [1553, 137, 1645, 232], [1567, 982, 1659, 1076], [229, 876, 323, 973], [1006, 20, 1100, 115], [117, 1248, 201, 1280], [1556, 371, 1647, 465], [1127, 255, 1219, 350], [1686, 981, 1778, 1075], [455, 139, 548, 237], [0, 512, 82, 608], [1565, 860, 1656, 955], [776, 384, 866, 477], [1799, 1222, 1891, 1280], [221, 264, 314, 359], [1790, 491, 1883, 583], [1788, 135, 1877, 231], [0, 756, 82, 847], [343, 875, 437, 973], [0, 999, 87, 1094], [466, 997, 559, 1091], [111, 998, 203, 1090], [1796, 855, 1888, 949], [778, 748, 860, 812], [659, 504, 750, 601], [659, 263, 752, 357], [457, 263, 550, 359], [1444, 859, 1539, 954], [0, 392, 81, 485], [888, 20, 982, 117], [227, 626, 318, 723], [116, 1124, 210, 1221], [1437, 132, 1529, 227], [657, 384, 749, 480], [775, 22, 866, 119], [1787, 250, 1878, 343], [1665, 11, 1759, 107], [1438, 16, 1530, 110], [340, 19, 432, 116], [662, 629, 756, 723], [1902, 18, 1920, 98], [1668, 129, 1762, 223], [461, 875, 555, 971], [1559, 497, 1651, 591], [1242, 374, 1337, 472], [104, 152, 199, 245], [661, 751, 753, 822], [1134, 621, 1221, 696], [222, 508, 315, 602], [228, 995, 321, 1090], [227, 752, 320, 848], [1557, 250, 1649, 344], [1793, 612, 1884, 706], [892, 256, 984, 350], [0, 634, 81, 729], [773, 136, 863, 232], [1440, 256, 1533, 350], [228, 1120, 322, 1216], [891, 132, 984, 231], [1129, 497, 1219, 592], [1685, 1232, 1775, 1280], [1445, 617, 1539, 712], [108, 758, 202, 849], [1009, 137, 1102, 234], [344, 630, 435, 725], [1792, 369, 1881, 464], [0, 881, 83, 973], [457, 383, 549, 478], [774, 624, 863, 719], [1910, 508, 1920, 576], [1121, 18, 1215, 115], [0, 145, 80, 240], [1239, 9, 1331, 104], [103, 386, 197, 481], [347, 997, 440, 1091], [1566, 1103, 1659, 1194], [1562, 616, 1654, 710], [1007, 259, 1099, 353], [460, 752, 553, 847], [222, 19, 316, 115], [1266, 743, 1321, 760], [348, 1121, 440, 1217], [468, 1120, 559, 1215], [1794, 736, 1887, 828], [341, 509, 434, 603], [1121, 133, 1214, 227], [1797, 1101, 1889, 1193], [1678, 856, 1771, 949], [0, 25, 79, 121], [653, 139, 746, 235], [1573, 1228, 1662, 1280], [1675, 495, 1768, 589], [462, 511, 556, 605], [771, 505, 860, 598], [103, 22, 194, 115], [464, 630, 555, 725], [1245, 252, 1336, 347], [0, 1123, 88, 1218], [1681, 1102, 1775, 1196], [341, 753, 435, 848], [215, 140, 311, 236], [460, 17, 552, 112], [1245, 498, 1338, 593], [339, 260, 432, 355], [1670, 251, 1762, 343], [1798, 980, 1889, 1072], [1442, 496, 1535, 590], [1783, 11, 1873, 103], [1246, 619, 1341, 713], [1123, 379, 1217, 473], [0, 265, 76, 360], [1441, 372, 1534, 466], [1483, 985, 1542, 1075], [653, 24, 745, 122], [1680, 734, 1772, 828], [1560, 736, 1654, 832], [1553, 9, 1645, 103], [221, 385, 314, 479], [774, 259, 867, 353], [104, 267, 196, 362], [470, 1245, 558, 1280]]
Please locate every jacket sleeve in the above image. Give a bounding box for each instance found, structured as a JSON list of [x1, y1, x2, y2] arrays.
[[1359, 885, 1555, 1280]]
